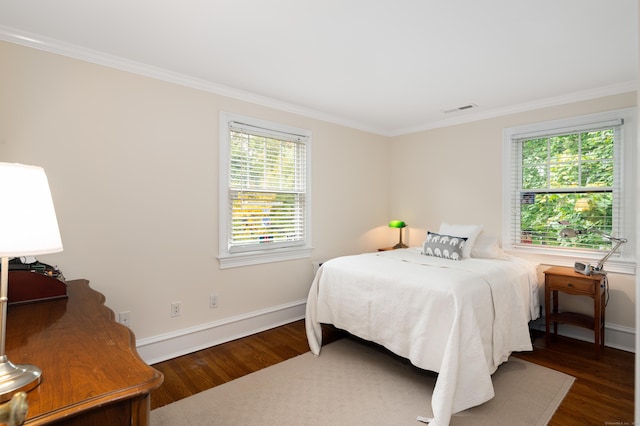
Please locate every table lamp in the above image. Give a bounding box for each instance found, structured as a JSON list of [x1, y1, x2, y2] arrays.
[[389, 220, 408, 249], [0, 163, 63, 402]]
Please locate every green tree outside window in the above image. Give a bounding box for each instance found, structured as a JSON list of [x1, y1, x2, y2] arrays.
[[518, 129, 614, 250]]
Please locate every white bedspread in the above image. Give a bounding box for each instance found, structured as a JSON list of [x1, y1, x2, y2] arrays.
[[305, 248, 539, 425]]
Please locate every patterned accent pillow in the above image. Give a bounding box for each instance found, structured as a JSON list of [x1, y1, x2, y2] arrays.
[[422, 232, 468, 261]]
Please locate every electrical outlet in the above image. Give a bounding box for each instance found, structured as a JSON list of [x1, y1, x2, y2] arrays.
[[118, 311, 131, 327], [209, 294, 218, 309], [171, 302, 181, 317]]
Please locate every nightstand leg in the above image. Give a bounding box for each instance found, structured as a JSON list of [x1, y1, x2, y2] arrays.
[[545, 284, 551, 347], [594, 281, 604, 359], [596, 290, 605, 357], [601, 292, 606, 351], [552, 290, 558, 338]]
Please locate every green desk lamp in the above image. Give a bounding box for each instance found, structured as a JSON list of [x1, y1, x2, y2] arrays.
[[389, 220, 408, 249]]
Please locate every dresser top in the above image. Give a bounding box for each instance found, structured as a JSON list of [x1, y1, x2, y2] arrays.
[[6, 279, 163, 424]]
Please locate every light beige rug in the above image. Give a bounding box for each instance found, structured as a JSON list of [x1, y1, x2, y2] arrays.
[[151, 338, 574, 426]]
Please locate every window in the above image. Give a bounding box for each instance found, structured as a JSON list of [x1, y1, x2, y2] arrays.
[[219, 112, 312, 268], [503, 108, 636, 273]]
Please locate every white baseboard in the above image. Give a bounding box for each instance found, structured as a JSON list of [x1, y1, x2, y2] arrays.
[[137, 307, 635, 365], [136, 299, 307, 365], [530, 317, 635, 353]]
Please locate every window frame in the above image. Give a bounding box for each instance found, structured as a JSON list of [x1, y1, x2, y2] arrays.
[[218, 112, 312, 269], [502, 108, 636, 274]]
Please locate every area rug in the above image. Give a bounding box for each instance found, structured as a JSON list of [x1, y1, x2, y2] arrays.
[[151, 338, 574, 425]]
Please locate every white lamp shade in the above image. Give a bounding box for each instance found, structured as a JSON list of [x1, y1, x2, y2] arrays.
[[0, 163, 63, 257]]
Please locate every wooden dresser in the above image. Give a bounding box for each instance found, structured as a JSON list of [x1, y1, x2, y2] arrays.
[[6, 279, 163, 425]]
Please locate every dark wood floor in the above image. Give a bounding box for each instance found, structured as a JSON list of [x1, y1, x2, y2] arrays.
[[150, 320, 634, 425]]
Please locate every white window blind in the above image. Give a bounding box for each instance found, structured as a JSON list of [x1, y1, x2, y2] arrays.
[[219, 112, 312, 269], [509, 123, 622, 252], [502, 108, 637, 273], [227, 121, 308, 254]]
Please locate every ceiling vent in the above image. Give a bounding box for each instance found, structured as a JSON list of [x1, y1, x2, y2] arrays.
[[442, 104, 478, 114]]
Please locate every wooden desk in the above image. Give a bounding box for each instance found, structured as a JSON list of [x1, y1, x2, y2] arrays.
[[6, 280, 163, 425], [544, 266, 606, 359]]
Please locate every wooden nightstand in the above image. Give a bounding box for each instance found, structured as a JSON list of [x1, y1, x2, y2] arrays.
[[544, 266, 606, 359], [377, 247, 395, 251]]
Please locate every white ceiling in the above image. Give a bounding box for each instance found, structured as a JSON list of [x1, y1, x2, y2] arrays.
[[0, 0, 637, 136]]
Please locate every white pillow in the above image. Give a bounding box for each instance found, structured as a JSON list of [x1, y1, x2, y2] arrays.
[[471, 235, 501, 258], [438, 222, 483, 258]]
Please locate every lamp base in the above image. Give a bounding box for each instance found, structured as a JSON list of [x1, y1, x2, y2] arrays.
[[393, 243, 408, 249], [0, 357, 41, 403]]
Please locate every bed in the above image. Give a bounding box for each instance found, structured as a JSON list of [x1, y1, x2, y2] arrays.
[[305, 238, 539, 425]]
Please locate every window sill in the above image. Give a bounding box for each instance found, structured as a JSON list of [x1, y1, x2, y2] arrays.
[[504, 246, 636, 275], [218, 246, 313, 269]]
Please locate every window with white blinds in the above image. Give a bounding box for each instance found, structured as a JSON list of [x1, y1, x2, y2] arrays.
[[502, 108, 636, 271], [219, 112, 312, 268]]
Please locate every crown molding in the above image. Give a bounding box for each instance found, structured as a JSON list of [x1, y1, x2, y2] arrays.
[[1, 25, 636, 138], [392, 80, 639, 136], [0, 25, 388, 136]]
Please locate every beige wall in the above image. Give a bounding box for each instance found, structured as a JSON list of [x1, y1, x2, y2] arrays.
[[0, 41, 391, 340], [389, 92, 637, 330], [0, 40, 636, 351]]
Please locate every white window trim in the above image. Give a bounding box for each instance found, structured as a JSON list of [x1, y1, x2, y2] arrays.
[[218, 112, 312, 269], [502, 107, 636, 275]]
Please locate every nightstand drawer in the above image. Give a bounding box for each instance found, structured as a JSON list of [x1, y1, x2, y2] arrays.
[[546, 274, 595, 295]]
